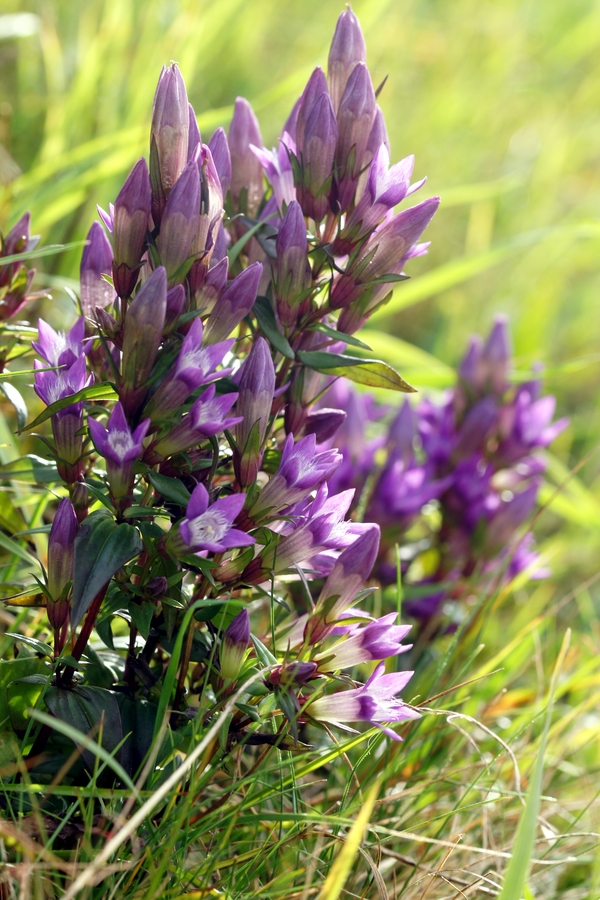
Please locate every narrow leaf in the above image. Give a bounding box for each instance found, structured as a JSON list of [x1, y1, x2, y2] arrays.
[[0, 382, 27, 430], [253, 296, 295, 359], [0, 241, 86, 267], [20, 383, 117, 432]]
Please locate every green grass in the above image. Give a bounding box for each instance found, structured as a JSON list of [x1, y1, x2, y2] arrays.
[[1, 0, 599, 896]]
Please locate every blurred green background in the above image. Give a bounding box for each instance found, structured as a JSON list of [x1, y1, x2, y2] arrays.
[[1, 0, 600, 575]]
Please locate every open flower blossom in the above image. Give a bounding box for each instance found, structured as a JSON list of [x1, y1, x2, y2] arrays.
[[88, 402, 150, 500], [170, 483, 255, 555], [147, 318, 234, 421], [315, 613, 412, 670], [32, 317, 88, 369], [149, 384, 241, 461], [306, 663, 420, 740]]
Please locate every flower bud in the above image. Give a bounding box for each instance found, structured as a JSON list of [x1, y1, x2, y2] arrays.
[[187, 103, 202, 162], [303, 407, 347, 443], [233, 337, 276, 486], [272, 201, 311, 327], [120, 266, 167, 417], [220, 609, 251, 682], [112, 158, 152, 298], [164, 284, 186, 334], [194, 255, 228, 316], [150, 64, 190, 225], [295, 67, 328, 154], [47, 498, 78, 602], [327, 7, 367, 113], [228, 97, 263, 217], [296, 92, 337, 222], [203, 261, 262, 344], [332, 63, 377, 212], [208, 127, 232, 197], [307, 524, 380, 643], [156, 158, 200, 284], [80, 222, 115, 319]]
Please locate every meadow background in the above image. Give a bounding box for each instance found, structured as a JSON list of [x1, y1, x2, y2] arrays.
[[1, 0, 600, 897]]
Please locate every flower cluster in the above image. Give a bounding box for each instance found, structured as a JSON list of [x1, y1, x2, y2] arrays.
[[0, 212, 39, 324], [11, 7, 435, 760], [318, 317, 567, 622]]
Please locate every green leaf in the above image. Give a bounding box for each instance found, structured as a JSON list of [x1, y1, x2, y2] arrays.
[[0, 381, 27, 430], [7, 675, 49, 731], [0, 658, 49, 729], [4, 633, 53, 657], [253, 295, 295, 359], [358, 330, 456, 389], [310, 321, 372, 351], [0, 241, 86, 267], [0, 455, 59, 483], [29, 702, 138, 795], [145, 469, 191, 506], [227, 213, 277, 265], [72, 510, 143, 627], [20, 382, 117, 432], [297, 350, 415, 392], [128, 600, 154, 640], [0, 529, 41, 568]]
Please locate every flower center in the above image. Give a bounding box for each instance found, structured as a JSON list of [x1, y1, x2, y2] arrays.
[[188, 510, 229, 546], [107, 429, 135, 461]]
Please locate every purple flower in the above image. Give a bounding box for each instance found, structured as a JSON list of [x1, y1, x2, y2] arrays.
[[148, 384, 241, 461], [208, 127, 232, 197], [112, 157, 152, 298], [187, 144, 225, 289], [88, 401, 150, 501], [335, 144, 426, 253], [220, 608, 251, 682], [171, 483, 255, 555], [307, 524, 380, 641], [80, 221, 115, 319], [251, 135, 296, 213], [306, 663, 419, 740], [0, 212, 38, 320], [330, 197, 440, 312], [187, 103, 202, 161], [332, 63, 377, 212], [316, 613, 412, 669], [303, 408, 347, 444], [47, 498, 78, 605], [32, 317, 87, 369], [296, 91, 338, 223], [250, 433, 342, 520], [147, 318, 234, 421], [150, 64, 190, 224], [233, 337, 276, 486], [34, 355, 92, 484], [156, 157, 201, 283], [203, 261, 262, 344], [120, 266, 167, 417], [228, 97, 264, 217], [272, 200, 311, 326], [327, 7, 367, 113]]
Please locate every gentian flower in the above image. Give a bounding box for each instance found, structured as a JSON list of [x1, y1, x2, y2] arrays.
[[167, 483, 255, 555], [34, 355, 92, 484], [233, 337, 276, 486], [88, 401, 150, 502], [79, 222, 116, 319], [32, 317, 87, 369], [112, 157, 152, 298], [249, 433, 341, 520], [150, 63, 190, 224], [220, 609, 251, 682], [306, 663, 419, 740], [315, 613, 412, 670], [228, 97, 263, 217], [147, 318, 234, 422], [148, 384, 241, 461], [0, 211, 39, 321]]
